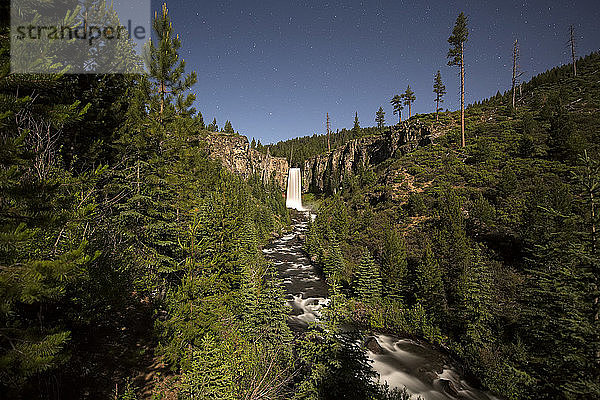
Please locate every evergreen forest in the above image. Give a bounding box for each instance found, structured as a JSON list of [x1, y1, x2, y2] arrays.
[[2, 2, 600, 400]]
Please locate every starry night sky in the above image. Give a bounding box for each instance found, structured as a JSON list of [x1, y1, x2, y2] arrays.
[[158, 0, 600, 144]]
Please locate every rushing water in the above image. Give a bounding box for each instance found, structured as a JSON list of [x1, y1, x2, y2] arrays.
[[286, 168, 304, 211], [262, 214, 500, 400]]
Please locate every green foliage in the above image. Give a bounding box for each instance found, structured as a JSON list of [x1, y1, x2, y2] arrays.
[[447, 12, 468, 67], [380, 226, 408, 301], [207, 118, 218, 132], [353, 250, 382, 303], [304, 50, 600, 400], [116, 379, 138, 400], [433, 71, 446, 117], [415, 241, 446, 322], [375, 107, 386, 132], [353, 112, 361, 132], [293, 294, 385, 400], [178, 334, 235, 400], [323, 233, 345, 284], [0, 4, 292, 397], [147, 3, 197, 121], [401, 85, 416, 118], [223, 120, 234, 134], [390, 95, 404, 123]]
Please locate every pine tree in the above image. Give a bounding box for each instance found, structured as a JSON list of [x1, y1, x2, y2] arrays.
[[329, 197, 349, 240], [447, 12, 469, 147], [305, 217, 320, 256], [195, 111, 205, 129], [353, 112, 360, 134], [354, 250, 382, 302], [208, 118, 218, 132], [390, 95, 404, 124], [401, 85, 416, 119], [0, 16, 102, 389], [223, 120, 234, 134], [375, 107, 385, 132], [381, 226, 408, 301], [415, 241, 447, 322], [146, 3, 198, 122], [433, 71, 446, 121], [179, 334, 235, 399], [251, 138, 256, 149], [324, 233, 345, 284], [434, 188, 472, 309]]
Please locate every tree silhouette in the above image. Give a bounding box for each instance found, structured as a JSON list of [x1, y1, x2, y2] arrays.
[[353, 112, 360, 133], [223, 120, 234, 134], [390, 95, 404, 124], [447, 12, 469, 147], [375, 107, 386, 132], [433, 71, 446, 121], [147, 3, 197, 123], [402, 85, 416, 119]]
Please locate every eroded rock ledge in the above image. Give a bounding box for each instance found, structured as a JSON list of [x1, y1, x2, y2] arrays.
[[203, 133, 289, 190], [303, 122, 433, 193]]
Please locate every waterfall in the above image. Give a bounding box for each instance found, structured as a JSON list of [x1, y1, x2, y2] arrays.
[[286, 168, 303, 210]]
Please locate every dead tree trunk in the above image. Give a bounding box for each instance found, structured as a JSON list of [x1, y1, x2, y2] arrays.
[[570, 25, 577, 77], [512, 39, 518, 109], [460, 42, 465, 148], [326, 113, 331, 152]]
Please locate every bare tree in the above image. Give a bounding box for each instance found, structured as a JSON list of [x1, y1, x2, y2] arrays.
[[569, 25, 577, 77], [326, 112, 331, 152], [512, 39, 524, 109], [15, 109, 61, 181]]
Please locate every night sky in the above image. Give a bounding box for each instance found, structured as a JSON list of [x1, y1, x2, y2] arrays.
[[158, 1, 600, 144]]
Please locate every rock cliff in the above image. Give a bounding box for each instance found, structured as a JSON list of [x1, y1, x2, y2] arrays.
[[303, 122, 433, 193], [203, 133, 289, 189]]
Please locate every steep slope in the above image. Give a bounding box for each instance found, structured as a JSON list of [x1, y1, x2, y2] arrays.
[[304, 51, 600, 400]]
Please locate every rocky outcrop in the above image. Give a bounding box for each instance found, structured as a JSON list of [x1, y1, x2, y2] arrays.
[[303, 122, 433, 193], [203, 133, 289, 189]]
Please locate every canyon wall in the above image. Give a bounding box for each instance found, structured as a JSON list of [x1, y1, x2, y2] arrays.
[[303, 122, 433, 193], [203, 133, 289, 189]]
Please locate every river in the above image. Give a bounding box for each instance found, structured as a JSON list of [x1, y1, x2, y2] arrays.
[[262, 213, 501, 400]]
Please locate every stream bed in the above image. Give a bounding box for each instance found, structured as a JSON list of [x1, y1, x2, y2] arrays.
[[262, 214, 500, 400]]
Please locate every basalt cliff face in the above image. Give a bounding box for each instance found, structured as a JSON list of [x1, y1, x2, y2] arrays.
[[203, 133, 289, 189], [303, 122, 433, 193]]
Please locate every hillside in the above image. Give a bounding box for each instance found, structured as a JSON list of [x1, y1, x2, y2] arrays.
[[304, 51, 600, 399]]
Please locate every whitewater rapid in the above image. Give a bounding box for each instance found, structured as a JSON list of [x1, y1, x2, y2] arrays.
[[262, 215, 501, 400]]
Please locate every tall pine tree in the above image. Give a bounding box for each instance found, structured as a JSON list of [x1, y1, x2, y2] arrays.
[[401, 85, 416, 119], [390, 95, 404, 124], [353, 250, 382, 303], [433, 70, 446, 122], [447, 12, 469, 147], [146, 3, 198, 123], [375, 107, 385, 132]]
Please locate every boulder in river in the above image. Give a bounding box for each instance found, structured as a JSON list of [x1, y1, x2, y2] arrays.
[[438, 378, 460, 397], [365, 336, 384, 354]]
